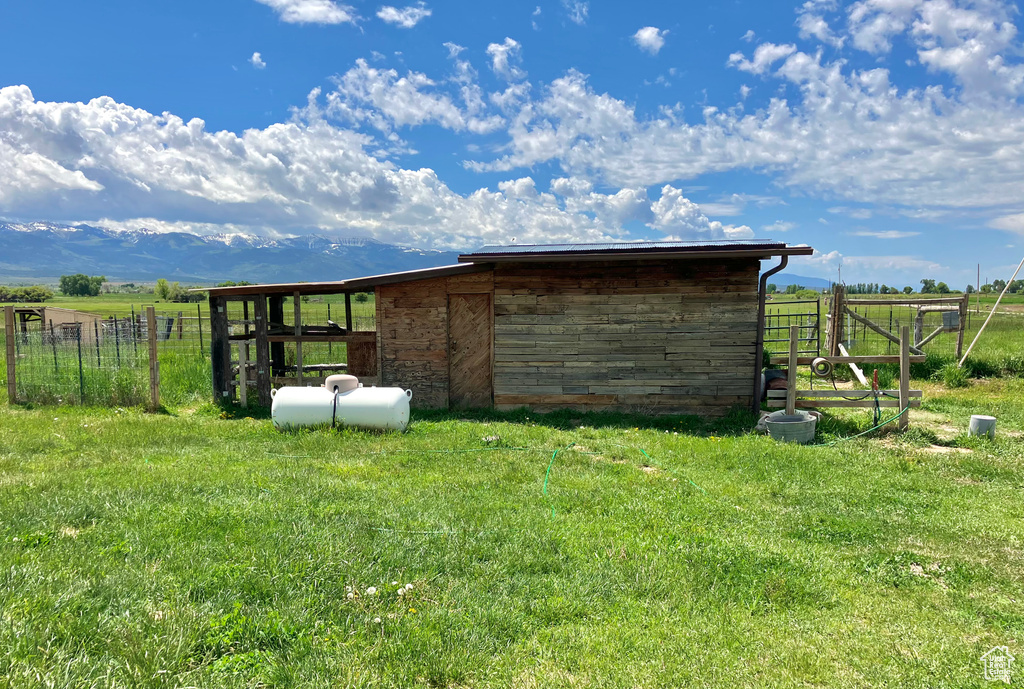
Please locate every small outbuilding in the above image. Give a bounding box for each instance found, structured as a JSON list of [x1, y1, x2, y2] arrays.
[[12, 306, 105, 343], [204, 240, 812, 416]]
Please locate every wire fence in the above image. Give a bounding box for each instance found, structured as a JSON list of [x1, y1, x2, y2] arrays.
[[763, 299, 821, 356], [2, 296, 379, 407], [7, 317, 151, 406]]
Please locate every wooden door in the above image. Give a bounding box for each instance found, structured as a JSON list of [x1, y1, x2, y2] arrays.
[[448, 293, 493, 408]]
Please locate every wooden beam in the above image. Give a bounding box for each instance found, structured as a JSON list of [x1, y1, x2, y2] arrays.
[[899, 325, 911, 430], [254, 296, 272, 407], [209, 296, 231, 403], [916, 325, 945, 348], [238, 340, 248, 408], [345, 292, 353, 332], [844, 297, 964, 306], [266, 333, 375, 343], [837, 343, 868, 386], [768, 390, 921, 398], [4, 306, 16, 404], [146, 306, 159, 411], [769, 355, 926, 365], [786, 324, 798, 415], [767, 399, 922, 409], [844, 307, 925, 355]]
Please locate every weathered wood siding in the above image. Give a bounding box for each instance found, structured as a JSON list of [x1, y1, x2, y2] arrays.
[[492, 260, 759, 415], [378, 272, 494, 408]]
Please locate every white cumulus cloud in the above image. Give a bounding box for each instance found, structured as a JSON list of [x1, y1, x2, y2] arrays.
[[727, 43, 798, 74], [376, 2, 431, 28], [633, 27, 668, 55], [486, 38, 526, 81], [250, 52, 266, 69], [253, 0, 357, 24], [563, 0, 588, 25]]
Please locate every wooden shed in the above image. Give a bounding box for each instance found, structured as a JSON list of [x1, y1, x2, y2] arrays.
[[204, 240, 812, 416]]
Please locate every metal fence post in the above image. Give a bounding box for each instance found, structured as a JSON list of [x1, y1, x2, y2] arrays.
[[4, 306, 16, 403], [197, 303, 204, 355], [76, 325, 85, 403]]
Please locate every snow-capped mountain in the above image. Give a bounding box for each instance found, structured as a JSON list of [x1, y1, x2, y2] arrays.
[[0, 222, 459, 283]]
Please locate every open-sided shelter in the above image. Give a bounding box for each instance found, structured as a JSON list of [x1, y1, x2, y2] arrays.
[[204, 240, 812, 416]]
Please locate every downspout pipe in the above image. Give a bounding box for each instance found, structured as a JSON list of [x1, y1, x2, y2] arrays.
[[752, 255, 789, 414]]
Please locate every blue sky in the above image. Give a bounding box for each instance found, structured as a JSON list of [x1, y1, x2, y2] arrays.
[[2, 0, 1024, 287]]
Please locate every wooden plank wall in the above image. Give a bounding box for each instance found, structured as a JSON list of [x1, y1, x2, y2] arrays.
[[378, 272, 494, 407], [492, 259, 760, 415]]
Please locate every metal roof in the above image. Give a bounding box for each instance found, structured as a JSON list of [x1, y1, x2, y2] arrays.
[[459, 240, 812, 263], [196, 239, 813, 298], [197, 262, 490, 298]]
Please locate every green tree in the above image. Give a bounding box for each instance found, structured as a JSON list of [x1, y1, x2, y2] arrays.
[[354, 292, 370, 303], [993, 279, 1007, 292], [936, 282, 950, 294], [919, 279, 936, 294], [903, 286, 914, 294], [59, 274, 105, 297], [981, 284, 993, 293], [965, 284, 975, 294]]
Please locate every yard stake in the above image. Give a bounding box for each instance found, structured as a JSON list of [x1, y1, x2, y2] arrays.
[[4, 306, 16, 403]]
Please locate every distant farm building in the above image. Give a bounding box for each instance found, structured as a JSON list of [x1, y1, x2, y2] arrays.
[[203, 240, 812, 416], [12, 306, 105, 343]]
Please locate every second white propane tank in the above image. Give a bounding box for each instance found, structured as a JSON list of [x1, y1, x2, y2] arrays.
[[271, 385, 413, 432]]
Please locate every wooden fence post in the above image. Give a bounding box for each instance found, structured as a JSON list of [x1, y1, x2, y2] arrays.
[[177, 310, 184, 340], [4, 306, 16, 404], [147, 306, 159, 410], [786, 325, 799, 415], [955, 293, 968, 360], [294, 292, 303, 386], [899, 325, 910, 431]]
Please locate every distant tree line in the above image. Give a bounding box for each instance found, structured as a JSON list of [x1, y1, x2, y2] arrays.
[[59, 274, 106, 297], [155, 278, 205, 303], [980, 279, 1024, 294], [0, 285, 54, 302]]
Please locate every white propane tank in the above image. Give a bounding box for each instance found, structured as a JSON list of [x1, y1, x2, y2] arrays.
[[271, 385, 413, 432]]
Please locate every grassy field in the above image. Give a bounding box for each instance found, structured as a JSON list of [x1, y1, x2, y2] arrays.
[[1, 382, 1022, 687]]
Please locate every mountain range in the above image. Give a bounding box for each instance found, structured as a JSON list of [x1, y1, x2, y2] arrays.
[[0, 222, 834, 288], [0, 222, 459, 284]]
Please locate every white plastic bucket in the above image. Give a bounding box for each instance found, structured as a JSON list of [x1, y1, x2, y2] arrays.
[[271, 386, 413, 432]]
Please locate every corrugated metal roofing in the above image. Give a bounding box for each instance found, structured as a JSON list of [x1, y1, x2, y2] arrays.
[[466, 240, 787, 255]]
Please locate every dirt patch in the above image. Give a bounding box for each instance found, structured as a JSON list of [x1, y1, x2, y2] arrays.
[[920, 444, 972, 455], [640, 465, 661, 474]]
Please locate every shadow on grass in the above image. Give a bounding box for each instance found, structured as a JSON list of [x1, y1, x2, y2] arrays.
[[413, 405, 761, 437]]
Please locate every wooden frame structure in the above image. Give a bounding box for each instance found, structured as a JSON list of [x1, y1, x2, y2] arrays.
[[825, 285, 969, 359], [202, 241, 814, 415], [769, 325, 922, 429]]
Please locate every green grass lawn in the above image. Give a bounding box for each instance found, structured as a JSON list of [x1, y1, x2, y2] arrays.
[[1, 383, 1022, 687]]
